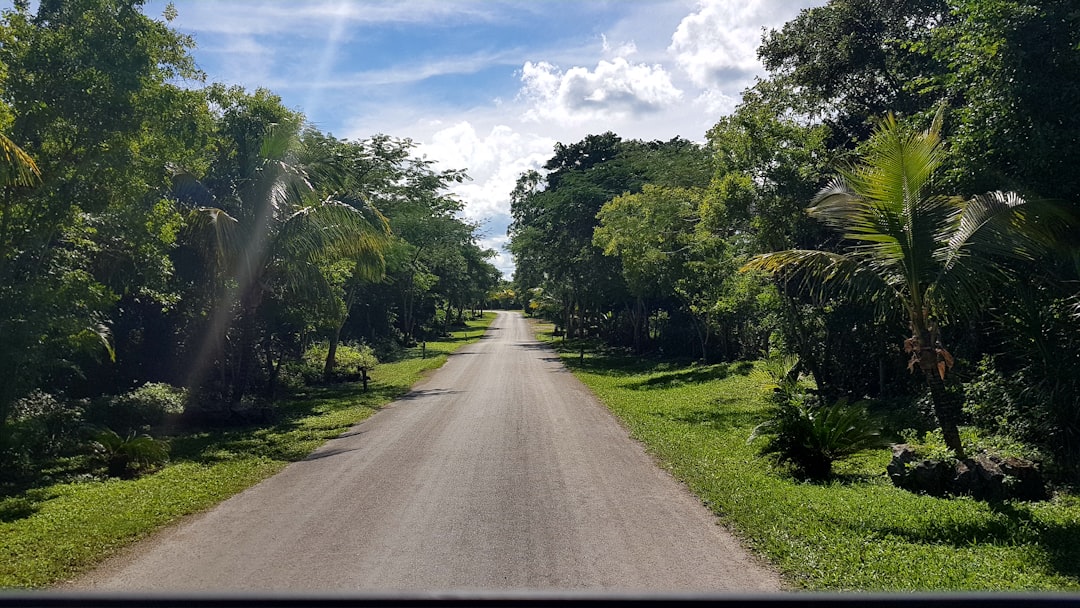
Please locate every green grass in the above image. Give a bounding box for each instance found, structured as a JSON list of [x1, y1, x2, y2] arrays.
[[533, 322, 1080, 591], [0, 313, 495, 589]]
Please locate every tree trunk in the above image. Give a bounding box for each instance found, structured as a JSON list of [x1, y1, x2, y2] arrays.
[[921, 354, 966, 458], [323, 325, 342, 381]]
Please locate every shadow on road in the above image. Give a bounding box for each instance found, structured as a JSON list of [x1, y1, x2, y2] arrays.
[[303, 446, 361, 461], [397, 388, 463, 401]]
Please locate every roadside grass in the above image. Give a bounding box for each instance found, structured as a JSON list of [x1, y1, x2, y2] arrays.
[[0, 313, 495, 589], [533, 322, 1080, 591]]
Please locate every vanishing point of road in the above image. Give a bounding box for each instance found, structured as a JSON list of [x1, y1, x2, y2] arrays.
[[74, 311, 783, 593]]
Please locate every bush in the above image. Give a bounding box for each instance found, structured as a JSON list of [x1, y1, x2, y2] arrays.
[[302, 342, 379, 388], [900, 427, 1044, 465], [5, 391, 86, 463], [87, 383, 187, 433], [91, 428, 170, 478], [750, 395, 887, 480]]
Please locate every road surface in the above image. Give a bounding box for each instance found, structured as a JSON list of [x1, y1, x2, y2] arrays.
[[73, 311, 783, 592]]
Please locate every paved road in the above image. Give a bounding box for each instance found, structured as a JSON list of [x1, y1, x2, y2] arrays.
[[73, 311, 782, 592]]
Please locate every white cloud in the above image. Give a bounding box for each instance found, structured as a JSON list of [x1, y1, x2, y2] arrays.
[[668, 0, 818, 98], [601, 34, 638, 59], [478, 234, 514, 279], [420, 122, 554, 222], [694, 88, 740, 115], [518, 58, 683, 125], [669, 0, 768, 90]]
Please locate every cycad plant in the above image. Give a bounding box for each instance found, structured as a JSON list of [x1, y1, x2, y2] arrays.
[[92, 428, 170, 478], [750, 396, 885, 480], [744, 110, 1054, 458]]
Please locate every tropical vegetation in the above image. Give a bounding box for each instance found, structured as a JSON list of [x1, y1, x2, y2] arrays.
[[2, 0, 1080, 591]]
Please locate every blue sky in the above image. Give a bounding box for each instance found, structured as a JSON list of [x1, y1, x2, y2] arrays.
[[149, 1, 824, 277]]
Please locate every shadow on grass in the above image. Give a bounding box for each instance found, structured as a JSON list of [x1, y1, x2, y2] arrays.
[[649, 407, 763, 432], [0, 490, 49, 522], [169, 381, 407, 466], [863, 498, 1080, 582], [626, 361, 755, 390]]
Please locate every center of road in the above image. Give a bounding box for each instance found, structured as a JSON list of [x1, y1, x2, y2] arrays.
[[75, 311, 783, 592]]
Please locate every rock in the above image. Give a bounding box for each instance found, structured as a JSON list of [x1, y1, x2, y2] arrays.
[[888, 445, 949, 496], [1000, 456, 1048, 501], [887, 444, 1047, 502], [886, 444, 918, 483]]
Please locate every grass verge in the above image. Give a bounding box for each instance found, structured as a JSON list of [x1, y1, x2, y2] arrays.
[[0, 313, 495, 589], [534, 322, 1080, 591]]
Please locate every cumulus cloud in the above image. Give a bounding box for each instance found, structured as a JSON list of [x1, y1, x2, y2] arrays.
[[601, 34, 638, 59], [668, 0, 809, 93], [419, 122, 554, 222], [518, 58, 683, 125]]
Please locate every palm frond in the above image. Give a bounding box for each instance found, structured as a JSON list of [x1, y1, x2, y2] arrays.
[[743, 249, 901, 316], [259, 122, 301, 162], [170, 171, 216, 207], [930, 192, 1068, 323], [276, 197, 390, 272], [186, 207, 239, 269], [0, 133, 41, 188], [940, 191, 1036, 269]]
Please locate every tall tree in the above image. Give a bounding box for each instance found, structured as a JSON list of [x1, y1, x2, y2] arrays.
[[757, 0, 949, 145], [178, 87, 389, 407], [743, 112, 1056, 457], [0, 0, 207, 432]]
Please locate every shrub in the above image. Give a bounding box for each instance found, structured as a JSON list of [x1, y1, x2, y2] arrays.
[[6, 391, 85, 462], [900, 427, 1044, 465], [87, 383, 187, 433], [750, 394, 887, 480], [91, 428, 170, 478], [303, 342, 378, 388]]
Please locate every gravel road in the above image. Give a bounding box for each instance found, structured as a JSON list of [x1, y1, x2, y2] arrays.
[[72, 311, 783, 592]]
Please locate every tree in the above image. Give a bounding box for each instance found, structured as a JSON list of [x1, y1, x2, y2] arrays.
[[757, 0, 949, 146], [743, 111, 1054, 457], [178, 88, 389, 407], [0, 0, 207, 437]]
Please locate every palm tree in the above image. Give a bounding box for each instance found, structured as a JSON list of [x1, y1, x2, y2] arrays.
[[743, 111, 1051, 458], [178, 123, 390, 407], [0, 133, 41, 439]]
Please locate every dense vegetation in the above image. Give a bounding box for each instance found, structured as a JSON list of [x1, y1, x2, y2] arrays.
[[510, 0, 1080, 479], [2, 0, 1080, 590], [0, 1, 501, 488]]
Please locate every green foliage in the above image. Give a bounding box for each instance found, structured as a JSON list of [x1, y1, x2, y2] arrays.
[[91, 429, 170, 478], [748, 359, 886, 481], [743, 111, 1064, 457], [88, 383, 187, 433], [901, 427, 1044, 465], [750, 396, 886, 480], [2, 391, 85, 477], [303, 342, 378, 384]]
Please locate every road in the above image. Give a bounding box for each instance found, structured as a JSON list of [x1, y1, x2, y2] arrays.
[[73, 311, 783, 592]]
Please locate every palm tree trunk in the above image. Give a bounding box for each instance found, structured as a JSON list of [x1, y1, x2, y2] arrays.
[[324, 326, 342, 381], [921, 355, 966, 458]]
